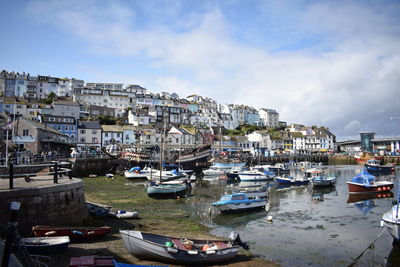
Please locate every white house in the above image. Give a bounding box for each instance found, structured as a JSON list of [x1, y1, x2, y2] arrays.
[[77, 121, 102, 151], [246, 131, 271, 153], [259, 108, 279, 127], [101, 125, 124, 147]]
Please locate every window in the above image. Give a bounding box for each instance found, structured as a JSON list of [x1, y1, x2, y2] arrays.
[[81, 138, 86, 143], [23, 130, 29, 136], [105, 133, 108, 137], [92, 137, 97, 143], [80, 129, 85, 134], [176, 138, 179, 143], [92, 130, 97, 134]]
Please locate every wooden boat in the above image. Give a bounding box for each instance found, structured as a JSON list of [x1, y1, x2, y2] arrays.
[[212, 192, 267, 213], [347, 169, 393, 194], [85, 201, 111, 217], [306, 168, 336, 187], [119, 230, 249, 265], [364, 159, 395, 174], [32, 225, 111, 241], [22, 236, 70, 254]]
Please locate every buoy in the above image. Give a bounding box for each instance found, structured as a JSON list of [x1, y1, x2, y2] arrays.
[[267, 215, 273, 221]]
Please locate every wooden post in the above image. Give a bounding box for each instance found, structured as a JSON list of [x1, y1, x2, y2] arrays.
[[53, 162, 58, 184], [68, 161, 72, 180], [9, 163, 13, 189]]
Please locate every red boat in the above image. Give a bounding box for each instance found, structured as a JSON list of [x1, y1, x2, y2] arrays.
[[32, 225, 111, 241], [347, 169, 394, 194]]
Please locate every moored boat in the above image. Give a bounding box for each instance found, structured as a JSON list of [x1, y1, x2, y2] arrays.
[[238, 170, 271, 182], [381, 203, 400, 242], [85, 201, 111, 217], [124, 167, 148, 179], [365, 159, 395, 174], [274, 175, 311, 186], [306, 168, 336, 187], [147, 183, 188, 198], [119, 230, 248, 265], [212, 192, 267, 213], [347, 169, 393, 194], [22, 236, 70, 254], [32, 226, 111, 241]]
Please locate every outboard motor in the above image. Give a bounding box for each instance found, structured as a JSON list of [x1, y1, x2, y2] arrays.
[[228, 231, 249, 250]]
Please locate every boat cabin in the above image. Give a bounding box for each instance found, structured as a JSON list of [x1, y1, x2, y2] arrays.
[[304, 169, 324, 179]]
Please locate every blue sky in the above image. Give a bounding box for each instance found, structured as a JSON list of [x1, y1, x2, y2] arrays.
[[1, 0, 400, 139]]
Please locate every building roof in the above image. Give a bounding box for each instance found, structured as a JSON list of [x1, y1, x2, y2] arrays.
[[78, 121, 101, 129], [22, 117, 68, 136], [101, 125, 124, 132]]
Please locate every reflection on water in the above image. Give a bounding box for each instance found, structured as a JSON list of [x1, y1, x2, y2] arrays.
[[186, 165, 399, 267]]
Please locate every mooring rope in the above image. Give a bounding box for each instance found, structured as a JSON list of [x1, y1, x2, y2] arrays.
[[348, 228, 387, 267]]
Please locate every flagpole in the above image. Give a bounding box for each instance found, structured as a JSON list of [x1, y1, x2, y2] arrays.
[[5, 116, 9, 166]]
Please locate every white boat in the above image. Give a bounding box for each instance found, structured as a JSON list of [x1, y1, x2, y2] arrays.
[[212, 192, 267, 213], [381, 201, 400, 241], [109, 210, 139, 219], [203, 167, 226, 176], [124, 167, 148, 179], [147, 183, 188, 198], [238, 170, 270, 182], [147, 169, 187, 181]]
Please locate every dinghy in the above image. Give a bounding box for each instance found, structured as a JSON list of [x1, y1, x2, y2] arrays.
[[22, 236, 70, 253], [119, 230, 248, 265]]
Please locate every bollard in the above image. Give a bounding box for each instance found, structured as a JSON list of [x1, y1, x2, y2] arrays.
[[53, 162, 58, 184], [1, 202, 20, 267], [9, 163, 13, 189]]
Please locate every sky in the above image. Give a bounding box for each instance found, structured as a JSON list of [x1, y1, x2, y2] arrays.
[[1, 0, 400, 140]]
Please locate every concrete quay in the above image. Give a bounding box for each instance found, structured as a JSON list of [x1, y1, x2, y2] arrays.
[[0, 176, 89, 236]]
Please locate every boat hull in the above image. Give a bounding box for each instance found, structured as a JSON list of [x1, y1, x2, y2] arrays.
[[32, 226, 111, 241], [365, 164, 395, 174], [120, 230, 240, 265], [147, 184, 188, 198], [124, 171, 148, 179], [312, 178, 336, 187], [382, 210, 400, 242], [347, 181, 393, 194], [22, 236, 70, 254], [275, 177, 310, 186], [214, 201, 266, 213], [238, 174, 270, 182]]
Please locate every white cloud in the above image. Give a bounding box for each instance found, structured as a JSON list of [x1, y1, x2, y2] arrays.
[[24, 0, 400, 137]]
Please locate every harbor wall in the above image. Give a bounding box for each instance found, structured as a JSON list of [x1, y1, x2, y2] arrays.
[[0, 179, 88, 236], [71, 158, 119, 177]]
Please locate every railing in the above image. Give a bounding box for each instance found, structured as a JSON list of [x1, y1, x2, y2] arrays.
[[0, 161, 73, 190]]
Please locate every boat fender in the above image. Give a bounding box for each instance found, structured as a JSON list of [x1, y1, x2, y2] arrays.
[[166, 247, 178, 254], [205, 250, 216, 254], [44, 231, 56, 236], [72, 230, 84, 235], [187, 250, 198, 255], [87, 231, 95, 235], [267, 216, 273, 222]]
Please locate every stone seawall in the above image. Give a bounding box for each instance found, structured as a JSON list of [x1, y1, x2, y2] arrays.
[[0, 178, 89, 236]]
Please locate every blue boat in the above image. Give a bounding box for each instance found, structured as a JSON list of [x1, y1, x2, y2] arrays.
[[365, 159, 395, 174], [212, 193, 267, 213]]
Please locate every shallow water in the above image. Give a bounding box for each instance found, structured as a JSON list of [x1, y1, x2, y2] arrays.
[[186, 165, 400, 267]]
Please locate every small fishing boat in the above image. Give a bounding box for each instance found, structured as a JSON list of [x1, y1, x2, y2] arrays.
[[22, 236, 70, 254], [32, 225, 111, 241], [265, 163, 289, 173], [347, 169, 394, 194], [108, 210, 139, 219], [147, 169, 188, 181], [238, 170, 271, 182], [274, 175, 311, 186], [306, 168, 336, 187], [147, 183, 188, 198], [228, 185, 268, 200], [124, 167, 148, 179], [85, 201, 111, 217], [381, 193, 400, 242], [365, 159, 395, 174], [119, 230, 249, 265], [212, 192, 267, 213]]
